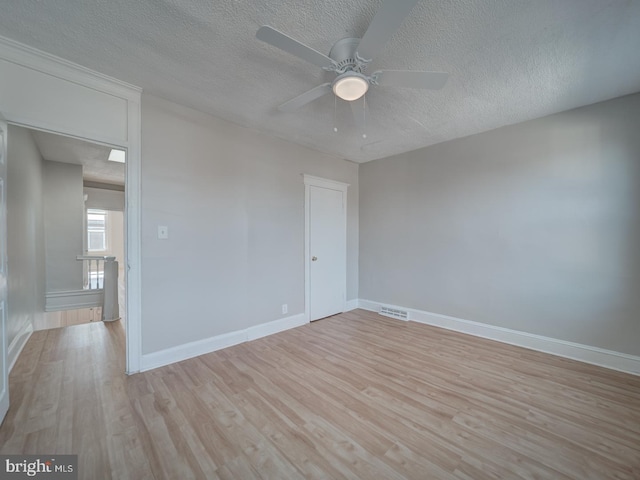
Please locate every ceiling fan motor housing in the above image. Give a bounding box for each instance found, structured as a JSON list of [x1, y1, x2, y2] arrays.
[[329, 38, 367, 74], [329, 37, 371, 101]]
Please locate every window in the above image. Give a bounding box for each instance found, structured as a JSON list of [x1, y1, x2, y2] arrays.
[[87, 209, 107, 251]]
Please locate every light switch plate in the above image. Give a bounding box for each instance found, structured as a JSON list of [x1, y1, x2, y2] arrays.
[[158, 225, 169, 239]]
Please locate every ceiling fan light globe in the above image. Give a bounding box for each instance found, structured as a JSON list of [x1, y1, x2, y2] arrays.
[[333, 75, 369, 101]]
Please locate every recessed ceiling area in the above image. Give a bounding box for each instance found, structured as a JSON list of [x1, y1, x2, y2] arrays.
[[1, 0, 639, 162], [30, 130, 125, 186]]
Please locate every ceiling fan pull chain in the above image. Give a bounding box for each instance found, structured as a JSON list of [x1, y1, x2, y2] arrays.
[[362, 94, 367, 139]]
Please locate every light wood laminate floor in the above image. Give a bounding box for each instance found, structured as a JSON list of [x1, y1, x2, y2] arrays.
[[1, 309, 639, 479], [35, 307, 103, 331]]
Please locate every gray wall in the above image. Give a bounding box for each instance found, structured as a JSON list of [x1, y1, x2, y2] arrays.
[[6, 125, 45, 350], [141, 95, 358, 354], [360, 94, 640, 356], [84, 186, 124, 211], [43, 160, 84, 292]]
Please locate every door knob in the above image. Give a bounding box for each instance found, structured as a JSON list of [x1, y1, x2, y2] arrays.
[[312, 256, 318, 261]]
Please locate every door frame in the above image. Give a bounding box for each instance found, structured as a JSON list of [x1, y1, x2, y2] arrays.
[[0, 35, 142, 373], [0, 114, 9, 422], [303, 174, 349, 323]]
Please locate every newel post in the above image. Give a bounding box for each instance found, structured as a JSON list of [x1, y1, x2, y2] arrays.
[[102, 256, 120, 321]]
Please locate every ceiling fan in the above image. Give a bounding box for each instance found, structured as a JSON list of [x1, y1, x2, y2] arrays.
[[256, 0, 449, 126]]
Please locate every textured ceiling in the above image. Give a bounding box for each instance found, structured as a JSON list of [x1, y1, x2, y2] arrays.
[[2, 0, 640, 162], [31, 130, 125, 185]]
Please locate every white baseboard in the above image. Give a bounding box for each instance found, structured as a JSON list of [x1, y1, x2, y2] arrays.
[[357, 299, 379, 312], [45, 289, 104, 311], [246, 313, 306, 341], [8, 321, 33, 372], [141, 313, 308, 372], [140, 329, 246, 372], [345, 299, 359, 311], [358, 299, 640, 376]]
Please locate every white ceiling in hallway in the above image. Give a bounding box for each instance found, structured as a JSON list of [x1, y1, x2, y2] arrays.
[[31, 130, 125, 186], [1, 0, 639, 163]]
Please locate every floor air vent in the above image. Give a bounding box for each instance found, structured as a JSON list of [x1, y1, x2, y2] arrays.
[[379, 306, 409, 320]]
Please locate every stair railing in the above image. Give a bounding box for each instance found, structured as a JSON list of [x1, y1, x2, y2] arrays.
[[76, 255, 120, 321]]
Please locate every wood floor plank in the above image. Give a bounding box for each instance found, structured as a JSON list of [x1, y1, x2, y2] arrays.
[[1, 310, 639, 479]]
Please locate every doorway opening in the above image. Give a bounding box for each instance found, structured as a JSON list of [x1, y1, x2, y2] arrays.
[[6, 126, 126, 333]]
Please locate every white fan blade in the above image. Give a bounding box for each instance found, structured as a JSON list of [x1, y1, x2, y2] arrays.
[[356, 0, 420, 61], [257, 26, 335, 70], [278, 83, 332, 112], [374, 70, 449, 89]]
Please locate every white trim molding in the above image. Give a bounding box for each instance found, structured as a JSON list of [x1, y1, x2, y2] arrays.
[[303, 174, 350, 323], [246, 313, 307, 341], [303, 175, 350, 192], [45, 289, 104, 312], [358, 299, 640, 376], [8, 322, 33, 373], [141, 313, 308, 372], [0, 35, 140, 102], [345, 299, 359, 311], [124, 95, 142, 374], [141, 330, 246, 373]]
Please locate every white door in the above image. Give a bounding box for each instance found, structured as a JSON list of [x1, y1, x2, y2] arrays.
[[0, 114, 9, 422], [306, 176, 348, 321]]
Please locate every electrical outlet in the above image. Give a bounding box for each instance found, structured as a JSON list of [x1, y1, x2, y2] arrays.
[[281, 304, 288, 315], [158, 225, 169, 239]]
